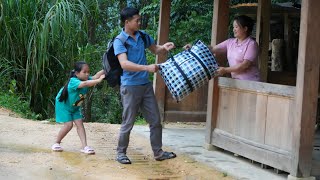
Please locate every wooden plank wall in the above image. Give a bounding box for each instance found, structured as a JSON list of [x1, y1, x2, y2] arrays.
[[164, 86, 208, 122], [212, 77, 296, 172]]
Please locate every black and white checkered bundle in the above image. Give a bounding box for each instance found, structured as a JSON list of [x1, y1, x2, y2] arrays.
[[158, 40, 219, 101]]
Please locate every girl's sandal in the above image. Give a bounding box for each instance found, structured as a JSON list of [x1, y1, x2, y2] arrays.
[[81, 146, 95, 155], [51, 143, 63, 152]]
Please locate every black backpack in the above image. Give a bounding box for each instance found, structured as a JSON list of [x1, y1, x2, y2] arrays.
[[102, 31, 148, 87]]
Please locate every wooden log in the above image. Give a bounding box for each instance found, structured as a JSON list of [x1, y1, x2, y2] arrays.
[[154, 0, 170, 124], [291, 0, 320, 178], [205, 0, 229, 145], [256, 0, 271, 82]]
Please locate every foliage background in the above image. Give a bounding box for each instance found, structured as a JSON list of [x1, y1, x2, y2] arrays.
[[0, 0, 296, 123]]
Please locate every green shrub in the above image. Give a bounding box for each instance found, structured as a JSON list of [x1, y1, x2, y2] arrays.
[[90, 85, 123, 124], [0, 91, 40, 119]]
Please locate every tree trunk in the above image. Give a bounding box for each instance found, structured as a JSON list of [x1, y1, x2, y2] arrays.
[[88, 17, 96, 44]]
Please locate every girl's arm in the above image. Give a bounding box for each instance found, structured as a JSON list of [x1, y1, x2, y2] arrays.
[[91, 70, 105, 80], [78, 74, 105, 88]]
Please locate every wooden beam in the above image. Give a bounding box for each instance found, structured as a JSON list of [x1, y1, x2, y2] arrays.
[[284, 13, 294, 72], [211, 129, 292, 172], [154, 0, 170, 124], [290, 0, 320, 178], [205, 0, 229, 145], [256, 0, 271, 82]]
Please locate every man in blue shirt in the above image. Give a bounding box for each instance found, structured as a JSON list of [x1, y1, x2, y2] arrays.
[[114, 7, 176, 164]]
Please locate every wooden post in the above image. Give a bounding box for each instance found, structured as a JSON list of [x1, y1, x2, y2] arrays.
[[256, 0, 270, 82], [284, 13, 293, 72], [153, 0, 170, 124], [205, 0, 229, 149], [289, 0, 320, 179]]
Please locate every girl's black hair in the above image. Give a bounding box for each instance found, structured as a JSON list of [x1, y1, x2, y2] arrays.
[[58, 61, 87, 102], [234, 15, 255, 36], [120, 7, 139, 25]]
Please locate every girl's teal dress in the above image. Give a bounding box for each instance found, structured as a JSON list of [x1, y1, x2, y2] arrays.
[[55, 77, 91, 123]]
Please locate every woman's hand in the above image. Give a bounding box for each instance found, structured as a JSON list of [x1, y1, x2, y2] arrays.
[[216, 67, 227, 76], [183, 44, 192, 50]]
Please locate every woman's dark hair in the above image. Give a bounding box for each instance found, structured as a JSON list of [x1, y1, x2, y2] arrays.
[[234, 15, 255, 36], [59, 61, 87, 102], [120, 7, 139, 25]]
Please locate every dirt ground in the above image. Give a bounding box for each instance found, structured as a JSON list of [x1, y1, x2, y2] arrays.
[[0, 107, 233, 180]]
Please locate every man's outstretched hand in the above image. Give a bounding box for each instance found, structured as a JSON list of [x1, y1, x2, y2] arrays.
[[163, 42, 175, 51]]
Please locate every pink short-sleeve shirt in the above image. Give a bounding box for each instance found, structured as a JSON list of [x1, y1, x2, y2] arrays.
[[216, 37, 260, 81]]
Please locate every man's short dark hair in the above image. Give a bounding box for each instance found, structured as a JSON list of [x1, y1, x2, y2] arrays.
[[120, 7, 139, 25]]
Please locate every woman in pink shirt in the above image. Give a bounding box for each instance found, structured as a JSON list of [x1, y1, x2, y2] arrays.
[[213, 15, 260, 81], [184, 15, 260, 81]]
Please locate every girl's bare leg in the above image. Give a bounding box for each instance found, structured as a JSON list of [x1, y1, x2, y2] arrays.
[[74, 119, 87, 149], [55, 121, 73, 144]]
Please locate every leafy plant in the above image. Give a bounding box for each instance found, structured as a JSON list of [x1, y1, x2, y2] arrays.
[[0, 91, 40, 119]]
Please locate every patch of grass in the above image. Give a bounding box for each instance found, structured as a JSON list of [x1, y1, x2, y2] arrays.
[[46, 118, 56, 123], [222, 172, 228, 177], [0, 91, 40, 120], [135, 115, 147, 125]]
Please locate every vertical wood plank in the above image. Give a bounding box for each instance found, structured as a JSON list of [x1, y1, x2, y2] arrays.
[[255, 94, 267, 143], [235, 92, 266, 143], [217, 88, 237, 134], [154, 0, 170, 123], [256, 0, 271, 82], [265, 97, 293, 151], [291, 0, 320, 177], [205, 0, 229, 145]]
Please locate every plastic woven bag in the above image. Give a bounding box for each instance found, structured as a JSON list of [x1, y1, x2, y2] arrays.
[[158, 40, 219, 101]]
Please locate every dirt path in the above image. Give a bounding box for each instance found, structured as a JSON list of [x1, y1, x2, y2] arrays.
[[0, 108, 232, 180]]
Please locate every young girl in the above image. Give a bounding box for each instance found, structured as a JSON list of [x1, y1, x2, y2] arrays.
[[51, 61, 105, 154]]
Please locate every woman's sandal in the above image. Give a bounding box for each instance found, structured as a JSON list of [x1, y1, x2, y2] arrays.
[[51, 143, 63, 152], [155, 151, 177, 161], [80, 146, 95, 155], [116, 155, 132, 164]]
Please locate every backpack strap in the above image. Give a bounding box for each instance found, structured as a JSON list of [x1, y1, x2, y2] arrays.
[[115, 34, 127, 47], [138, 30, 150, 47], [115, 31, 150, 49]]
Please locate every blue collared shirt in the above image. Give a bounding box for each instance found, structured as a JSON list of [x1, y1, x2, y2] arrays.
[[113, 29, 155, 86]]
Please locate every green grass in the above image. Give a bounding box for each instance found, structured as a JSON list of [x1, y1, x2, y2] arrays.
[[0, 91, 40, 120], [222, 172, 228, 177], [135, 115, 148, 125]]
